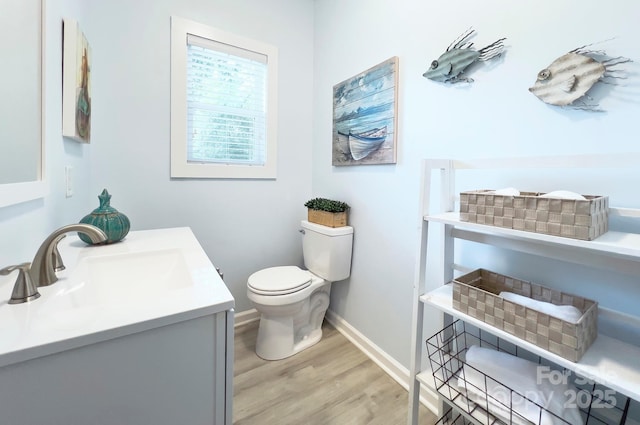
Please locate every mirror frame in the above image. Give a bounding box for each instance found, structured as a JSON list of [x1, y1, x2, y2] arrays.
[[0, 0, 47, 209]]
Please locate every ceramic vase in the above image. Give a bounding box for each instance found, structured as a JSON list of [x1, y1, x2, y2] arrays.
[[79, 189, 130, 244]]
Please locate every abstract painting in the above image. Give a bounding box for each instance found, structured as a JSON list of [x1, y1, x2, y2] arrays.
[[62, 19, 91, 143], [332, 57, 398, 166]]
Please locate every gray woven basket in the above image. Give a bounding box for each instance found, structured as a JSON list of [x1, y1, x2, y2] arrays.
[[459, 190, 608, 240], [452, 268, 598, 362]]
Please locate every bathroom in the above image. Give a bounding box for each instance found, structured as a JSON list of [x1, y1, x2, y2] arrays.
[[1, 0, 640, 423]]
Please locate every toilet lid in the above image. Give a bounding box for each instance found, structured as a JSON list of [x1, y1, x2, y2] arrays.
[[248, 266, 312, 295]]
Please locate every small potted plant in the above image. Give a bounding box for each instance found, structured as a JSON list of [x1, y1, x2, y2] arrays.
[[304, 197, 350, 228]]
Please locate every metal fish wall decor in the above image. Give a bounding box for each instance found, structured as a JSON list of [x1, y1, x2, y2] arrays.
[[422, 28, 506, 84], [529, 43, 632, 111]]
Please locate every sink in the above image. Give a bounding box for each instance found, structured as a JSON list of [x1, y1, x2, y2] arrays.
[[58, 249, 192, 305], [28, 249, 193, 331]]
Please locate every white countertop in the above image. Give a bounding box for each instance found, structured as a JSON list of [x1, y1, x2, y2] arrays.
[[0, 227, 234, 368]]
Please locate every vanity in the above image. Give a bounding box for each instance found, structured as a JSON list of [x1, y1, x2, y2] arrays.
[[0, 227, 234, 425]]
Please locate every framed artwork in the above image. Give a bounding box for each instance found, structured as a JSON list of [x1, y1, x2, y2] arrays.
[[332, 56, 398, 166], [62, 19, 91, 143]]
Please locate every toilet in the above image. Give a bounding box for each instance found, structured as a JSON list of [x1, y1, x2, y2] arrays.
[[247, 220, 354, 360]]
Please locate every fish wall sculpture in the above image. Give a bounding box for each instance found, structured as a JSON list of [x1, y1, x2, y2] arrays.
[[529, 43, 632, 111], [422, 28, 506, 84]]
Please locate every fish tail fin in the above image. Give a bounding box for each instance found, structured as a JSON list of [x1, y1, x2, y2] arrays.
[[447, 27, 475, 52], [478, 38, 506, 61]]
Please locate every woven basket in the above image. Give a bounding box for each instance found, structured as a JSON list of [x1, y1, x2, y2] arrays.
[[459, 190, 608, 240], [452, 268, 598, 362]]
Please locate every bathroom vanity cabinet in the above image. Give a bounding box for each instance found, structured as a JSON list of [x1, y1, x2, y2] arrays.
[[0, 227, 235, 425], [407, 156, 640, 425]]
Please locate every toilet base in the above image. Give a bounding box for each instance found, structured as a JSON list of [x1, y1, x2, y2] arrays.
[[255, 317, 324, 360], [253, 284, 330, 361]]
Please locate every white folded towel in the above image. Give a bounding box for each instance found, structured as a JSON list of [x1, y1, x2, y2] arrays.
[[539, 191, 586, 200], [459, 346, 583, 425], [499, 291, 583, 323]]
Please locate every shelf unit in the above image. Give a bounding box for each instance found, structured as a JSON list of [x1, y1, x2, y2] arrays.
[[407, 155, 640, 425]]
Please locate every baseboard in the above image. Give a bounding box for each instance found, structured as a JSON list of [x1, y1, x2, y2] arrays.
[[324, 309, 439, 415], [234, 308, 260, 327]]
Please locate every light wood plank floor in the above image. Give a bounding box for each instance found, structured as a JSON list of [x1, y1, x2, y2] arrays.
[[233, 320, 438, 425]]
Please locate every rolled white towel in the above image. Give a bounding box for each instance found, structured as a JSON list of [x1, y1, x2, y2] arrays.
[[539, 190, 586, 200], [499, 291, 583, 323], [459, 345, 583, 425]]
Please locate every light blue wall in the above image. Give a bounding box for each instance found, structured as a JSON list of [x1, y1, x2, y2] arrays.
[[81, 0, 315, 312], [0, 0, 96, 267], [0, 0, 315, 314], [2, 0, 640, 377], [313, 0, 640, 367]]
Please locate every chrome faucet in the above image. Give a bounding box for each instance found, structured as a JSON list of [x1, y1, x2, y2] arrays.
[[30, 224, 108, 287]]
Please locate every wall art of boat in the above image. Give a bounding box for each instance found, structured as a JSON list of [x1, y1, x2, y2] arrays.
[[340, 126, 387, 161]]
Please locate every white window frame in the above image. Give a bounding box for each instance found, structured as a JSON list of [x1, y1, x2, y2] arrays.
[[170, 16, 278, 179]]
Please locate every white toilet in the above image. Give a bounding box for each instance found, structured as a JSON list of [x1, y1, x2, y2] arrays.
[[247, 220, 354, 360]]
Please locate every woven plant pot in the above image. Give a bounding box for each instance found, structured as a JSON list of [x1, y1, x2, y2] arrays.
[[307, 209, 347, 228]]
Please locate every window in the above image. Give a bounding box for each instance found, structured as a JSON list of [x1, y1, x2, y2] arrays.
[[170, 17, 278, 179]]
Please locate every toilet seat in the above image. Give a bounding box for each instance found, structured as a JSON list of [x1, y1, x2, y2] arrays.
[[248, 266, 312, 296]]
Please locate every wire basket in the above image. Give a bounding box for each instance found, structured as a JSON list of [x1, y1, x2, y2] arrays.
[[435, 407, 479, 425], [426, 321, 630, 425]]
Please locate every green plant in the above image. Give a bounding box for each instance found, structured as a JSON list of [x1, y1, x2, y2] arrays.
[[304, 197, 350, 213]]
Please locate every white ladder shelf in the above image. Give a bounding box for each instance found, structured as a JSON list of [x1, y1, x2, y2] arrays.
[[407, 154, 640, 425]]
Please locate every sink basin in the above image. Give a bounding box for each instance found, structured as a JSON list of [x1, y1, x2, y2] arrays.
[[59, 249, 192, 305]]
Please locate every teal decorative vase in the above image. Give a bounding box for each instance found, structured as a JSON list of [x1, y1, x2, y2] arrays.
[[79, 189, 130, 244]]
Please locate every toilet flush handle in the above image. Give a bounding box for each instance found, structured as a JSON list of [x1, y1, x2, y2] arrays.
[[299, 229, 305, 235]]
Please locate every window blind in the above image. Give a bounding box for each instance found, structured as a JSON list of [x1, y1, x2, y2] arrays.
[[186, 34, 268, 165]]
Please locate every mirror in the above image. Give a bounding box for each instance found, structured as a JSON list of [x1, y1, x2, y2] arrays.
[[0, 0, 46, 208]]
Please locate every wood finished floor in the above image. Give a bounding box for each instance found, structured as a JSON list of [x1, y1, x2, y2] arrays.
[[233, 321, 438, 425]]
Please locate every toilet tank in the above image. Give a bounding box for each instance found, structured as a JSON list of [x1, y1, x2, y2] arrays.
[[301, 220, 353, 282]]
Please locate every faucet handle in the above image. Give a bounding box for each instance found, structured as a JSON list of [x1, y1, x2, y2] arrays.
[[0, 263, 41, 304]]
